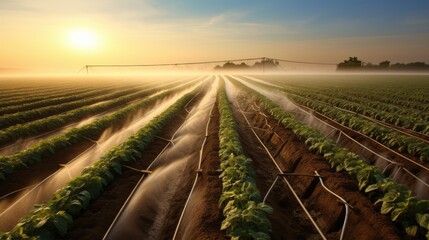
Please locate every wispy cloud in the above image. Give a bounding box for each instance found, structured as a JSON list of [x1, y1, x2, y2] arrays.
[[0, 0, 164, 20]]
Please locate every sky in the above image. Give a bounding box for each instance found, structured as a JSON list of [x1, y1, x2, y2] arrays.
[[1, 0, 429, 74]]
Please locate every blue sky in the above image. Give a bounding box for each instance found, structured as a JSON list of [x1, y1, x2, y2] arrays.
[[1, 0, 429, 72], [148, 0, 429, 38]]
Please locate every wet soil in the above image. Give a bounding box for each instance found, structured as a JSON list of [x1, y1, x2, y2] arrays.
[[63, 91, 226, 240], [0, 96, 170, 212], [297, 104, 429, 200], [230, 93, 406, 240]]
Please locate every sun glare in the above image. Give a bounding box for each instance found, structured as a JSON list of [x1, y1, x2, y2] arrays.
[[68, 29, 98, 50]]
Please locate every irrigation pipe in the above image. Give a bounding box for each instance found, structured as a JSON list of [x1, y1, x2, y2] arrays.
[[1, 79, 206, 227], [0, 78, 197, 155], [237, 95, 354, 240], [268, 79, 429, 172], [314, 170, 351, 240], [237, 76, 429, 186], [335, 105, 429, 144], [280, 88, 429, 145], [102, 81, 207, 240], [172, 96, 216, 240], [0, 184, 37, 201], [235, 98, 327, 240], [0, 143, 97, 216]]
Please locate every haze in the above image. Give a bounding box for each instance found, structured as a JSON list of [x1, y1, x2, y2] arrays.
[[1, 0, 429, 74]]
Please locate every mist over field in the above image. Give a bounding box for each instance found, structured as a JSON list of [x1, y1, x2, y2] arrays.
[[1, 1, 429, 240]]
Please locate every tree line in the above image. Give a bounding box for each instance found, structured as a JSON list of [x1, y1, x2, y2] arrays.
[[337, 57, 429, 71]]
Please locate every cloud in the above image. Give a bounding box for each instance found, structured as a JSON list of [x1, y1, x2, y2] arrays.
[[0, 0, 164, 20]]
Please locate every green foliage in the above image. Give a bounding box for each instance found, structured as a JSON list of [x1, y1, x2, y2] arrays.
[[0, 84, 200, 239], [0, 86, 121, 116], [283, 92, 429, 162], [230, 78, 429, 239], [218, 81, 272, 239], [0, 87, 139, 129], [284, 86, 429, 134], [0, 80, 197, 181], [0, 87, 155, 145]]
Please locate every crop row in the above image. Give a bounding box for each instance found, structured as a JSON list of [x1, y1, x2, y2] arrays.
[[309, 86, 428, 121], [306, 87, 429, 122], [352, 87, 429, 105], [0, 87, 144, 129], [278, 86, 429, 135], [0, 85, 127, 116], [217, 81, 272, 239], [0, 84, 163, 146], [286, 93, 429, 162], [0, 85, 201, 239], [328, 88, 429, 112], [245, 78, 429, 162], [0, 80, 199, 180], [264, 77, 429, 112], [0, 85, 95, 107], [231, 78, 429, 239]]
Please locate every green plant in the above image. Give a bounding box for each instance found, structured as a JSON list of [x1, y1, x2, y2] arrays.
[[230, 77, 429, 239], [218, 81, 272, 239]]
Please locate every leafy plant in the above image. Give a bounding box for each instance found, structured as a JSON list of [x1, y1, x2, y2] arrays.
[[230, 77, 429, 239], [0, 80, 198, 180], [218, 81, 272, 239], [0, 83, 201, 239]]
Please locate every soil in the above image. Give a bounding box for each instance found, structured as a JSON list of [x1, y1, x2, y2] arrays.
[[229, 93, 407, 240], [162, 99, 227, 240], [2, 78, 420, 240], [0, 95, 174, 213], [62, 90, 226, 240], [296, 104, 429, 200]]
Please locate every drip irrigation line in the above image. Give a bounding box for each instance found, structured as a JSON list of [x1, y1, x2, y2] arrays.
[[272, 81, 429, 172], [283, 83, 429, 187], [401, 167, 429, 188], [59, 164, 73, 180], [1, 77, 206, 229], [0, 76, 199, 156], [295, 92, 429, 145], [121, 165, 152, 174], [0, 79, 188, 155], [172, 89, 217, 239], [234, 97, 327, 240], [314, 170, 351, 240], [238, 76, 429, 187], [235, 94, 353, 240], [0, 184, 37, 201], [103, 79, 209, 240], [155, 136, 175, 145], [0, 143, 97, 217], [339, 131, 398, 165]]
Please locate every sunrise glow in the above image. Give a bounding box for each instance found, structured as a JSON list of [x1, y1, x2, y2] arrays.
[[68, 29, 98, 51]]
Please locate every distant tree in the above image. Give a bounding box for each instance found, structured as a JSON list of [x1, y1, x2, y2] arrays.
[[253, 58, 280, 70], [379, 60, 390, 68], [390, 62, 429, 71], [214, 58, 279, 71], [337, 57, 363, 71]]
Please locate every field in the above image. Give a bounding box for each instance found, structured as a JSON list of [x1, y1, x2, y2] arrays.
[[0, 74, 428, 240]]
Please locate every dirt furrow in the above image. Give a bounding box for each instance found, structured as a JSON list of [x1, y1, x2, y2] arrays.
[[230, 93, 405, 240]]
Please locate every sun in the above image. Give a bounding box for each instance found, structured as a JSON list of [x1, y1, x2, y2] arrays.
[[68, 29, 98, 51]]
